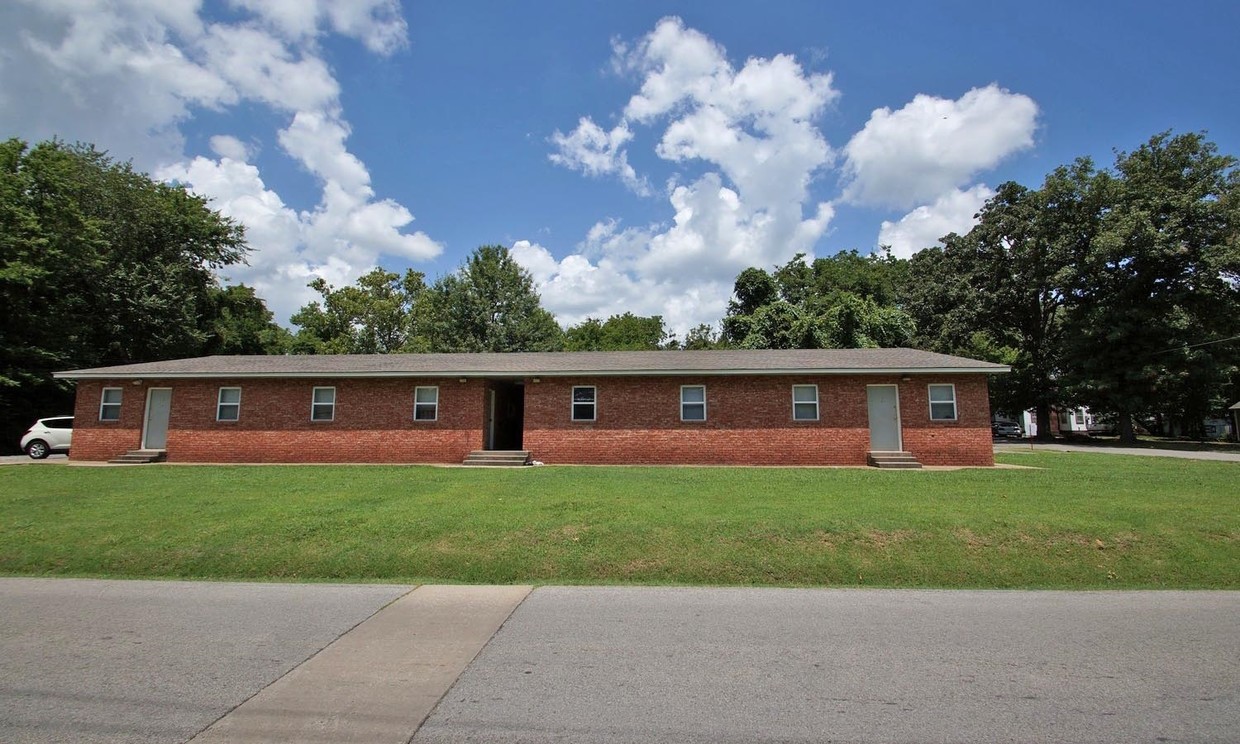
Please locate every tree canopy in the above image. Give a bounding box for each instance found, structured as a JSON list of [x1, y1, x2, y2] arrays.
[[564, 313, 671, 351], [905, 132, 1239, 440], [0, 137, 274, 451], [721, 252, 916, 350], [290, 246, 564, 354]]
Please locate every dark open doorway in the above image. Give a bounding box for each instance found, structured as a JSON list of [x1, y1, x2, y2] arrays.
[[486, 381, 524, 450]]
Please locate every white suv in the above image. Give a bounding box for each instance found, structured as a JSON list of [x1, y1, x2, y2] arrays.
[[21, 416, 74, 459]]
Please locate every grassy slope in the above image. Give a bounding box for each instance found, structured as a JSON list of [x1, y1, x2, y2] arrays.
[[0, 453, 1235, 588]]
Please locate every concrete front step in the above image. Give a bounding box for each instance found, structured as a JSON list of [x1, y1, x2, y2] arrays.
[[867, 451, 923, 469], [462, 450, 531, 467], [109, 449, 167, 464]]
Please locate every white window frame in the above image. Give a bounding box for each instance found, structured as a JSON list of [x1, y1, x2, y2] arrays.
[[216, 387, 241, 422], [680, 385, 707, 422], [571, 386, 596, 422], [414, 386, 439, 422], [792, 384, 819, 421], [928, 383, 958, 421], [99, 387, 122, 421], [311, 386, 336, 422]]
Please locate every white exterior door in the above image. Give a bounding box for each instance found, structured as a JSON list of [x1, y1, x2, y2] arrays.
[[866, 385, 902, 452], [142, 388, 172, 450]]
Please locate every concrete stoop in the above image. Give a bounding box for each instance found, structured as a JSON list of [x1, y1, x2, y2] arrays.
[[867, 451, 923, 469], [462, 450, 531, 466], [108, 449, 167, 464]]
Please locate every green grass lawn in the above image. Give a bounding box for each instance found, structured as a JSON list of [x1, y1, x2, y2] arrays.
[[1, 453, 1235, 588]]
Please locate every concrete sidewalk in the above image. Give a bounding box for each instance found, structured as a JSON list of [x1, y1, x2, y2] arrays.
[[190, 584, 530, 743]]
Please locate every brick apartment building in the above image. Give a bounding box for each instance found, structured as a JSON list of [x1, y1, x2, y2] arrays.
[[55, 349, 1007, 467]]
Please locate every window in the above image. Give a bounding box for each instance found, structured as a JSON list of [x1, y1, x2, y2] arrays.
[[792, 385, 819, 421], [414, 386, 439, 421], [45, 417, 74, 429], [572, 386, 596, 421], [99, 388, 122, 421], [1074, 409, 1086, 426], [311, 387, 335, 421], [928, 384, 957, 421], [681, 385, 706, 421], [217, 387, 241, 422]]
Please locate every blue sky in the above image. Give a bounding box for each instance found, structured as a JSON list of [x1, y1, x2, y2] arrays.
[[2, 1, 1237, 336]]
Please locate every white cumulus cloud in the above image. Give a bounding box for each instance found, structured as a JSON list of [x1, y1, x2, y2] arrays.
[[877, 185, 994, 259], [208, 134, 253, 161], [549, 118, 648, 195], [0, 0, 439, 325], [843, 84, 1037, 209], [541, 17, 840, 335]]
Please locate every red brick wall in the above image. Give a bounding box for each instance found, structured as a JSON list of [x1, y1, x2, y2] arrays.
[[70, 378, 487, 463], [524, 374, 993, 466], [70, 381, 145, 461], [68, 373, 994, 466]]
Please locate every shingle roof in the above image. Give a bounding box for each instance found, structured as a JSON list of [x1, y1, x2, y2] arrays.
[[55, 349, 1008, 379]]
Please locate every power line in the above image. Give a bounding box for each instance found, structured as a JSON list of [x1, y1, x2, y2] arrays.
[[1155, 334, 1240, 355]]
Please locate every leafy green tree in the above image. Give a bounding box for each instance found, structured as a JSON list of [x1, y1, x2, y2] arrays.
[[565, 312, 669, 350], [1062, 132, 1240, 440], [203, 285, 291, 355], [0, 138, 248, 451], [291, 268, 429, 354], [681, 323, 723, 350], [424, 245, 563, 352], [905, 164, 1106, 438], [563, 318, 606, 351], [728, 268, 778, 316], [819, 293, 917, 349], [776, 249, 908, 306], [723, 254, 916, 350]]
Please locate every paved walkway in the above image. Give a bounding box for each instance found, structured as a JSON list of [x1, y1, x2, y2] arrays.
[[2, 580, 1237, 743], [995, 441, 1240, 461]]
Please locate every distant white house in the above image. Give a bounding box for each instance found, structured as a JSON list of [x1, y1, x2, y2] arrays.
[[1020, 407, 1094, 437], [998, 406, 1234, 439]]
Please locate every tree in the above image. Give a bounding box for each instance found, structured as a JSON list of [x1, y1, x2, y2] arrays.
[[681, 323, 723, 350], [0, 138, 249, 451], [905, 164, 1106, 438], [424, 245, 563, 352], [291, 268, 429, 354], [904, 132, 1240, 442], [203, 285, 291, 355], [1062, 132, 1240, 440], [565, 312, 669, 350], [776, 249, 908, 306], [722, 254, 916, 350]]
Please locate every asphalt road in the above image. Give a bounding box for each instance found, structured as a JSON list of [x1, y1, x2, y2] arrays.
[[415, 587, 1240, 744], [1, 582, 1237, 743], [0, 579, 411, 744]]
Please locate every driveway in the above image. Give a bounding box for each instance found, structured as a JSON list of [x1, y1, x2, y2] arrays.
[[0, 454, 69, 465], [1, 581, 1237, 743], [995, 441, 1240, 462]]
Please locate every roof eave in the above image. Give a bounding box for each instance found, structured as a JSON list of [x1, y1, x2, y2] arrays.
[[54, 365, 1010, 380]]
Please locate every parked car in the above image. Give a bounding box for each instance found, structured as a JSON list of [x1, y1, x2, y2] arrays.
[[20, 416, 73, 459], [991, 422, 1023, 438]]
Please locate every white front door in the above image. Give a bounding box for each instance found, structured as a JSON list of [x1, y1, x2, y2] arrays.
[[142, 388, 172, 450], [866, 385, 902, 451]]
